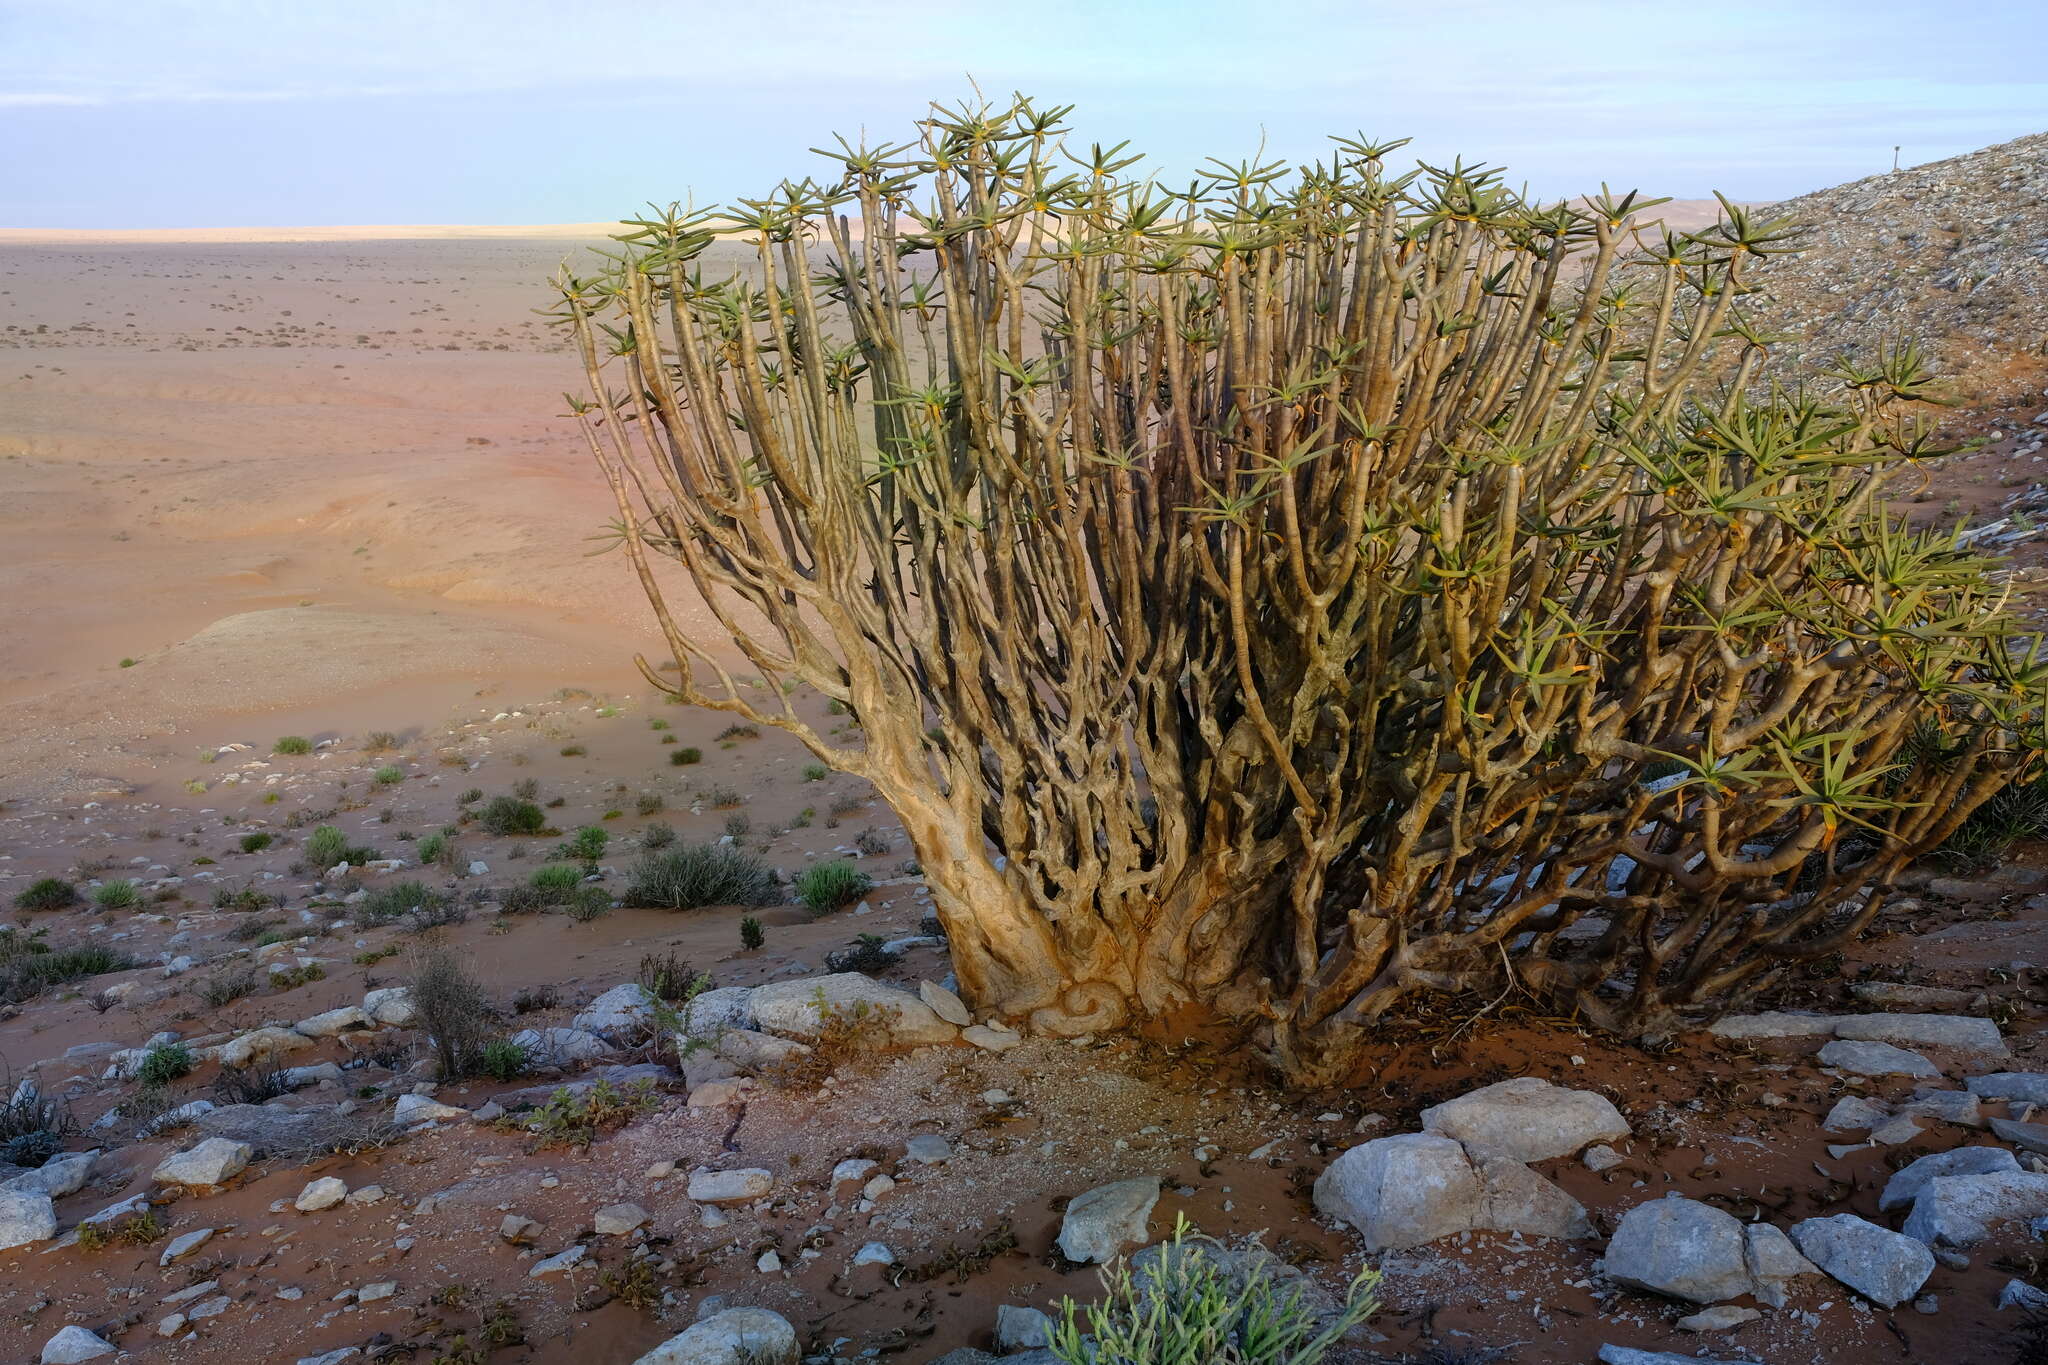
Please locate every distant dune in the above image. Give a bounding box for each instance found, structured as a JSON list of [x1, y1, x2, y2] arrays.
[[0, 223, 632, 244]]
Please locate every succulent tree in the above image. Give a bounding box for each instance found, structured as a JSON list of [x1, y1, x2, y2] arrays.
[[554, 95, 2040, 1083]]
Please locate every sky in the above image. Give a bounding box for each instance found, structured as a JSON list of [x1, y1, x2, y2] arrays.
[[2, 0, 2043, 228]]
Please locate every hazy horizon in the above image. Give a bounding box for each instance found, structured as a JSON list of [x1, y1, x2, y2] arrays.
[[3, 0, 2044, 229]]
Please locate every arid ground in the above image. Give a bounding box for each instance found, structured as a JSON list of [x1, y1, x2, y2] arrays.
[[3, 204, 2048, 1365]]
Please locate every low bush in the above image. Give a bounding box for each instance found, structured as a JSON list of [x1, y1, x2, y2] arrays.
[[825, 932, 897, 973], [239, 832, 273, 854], [635, 791, 664, 817], [356, 880, 451, 926], [641, 823, 677, 849], [557, 826, 608, 864], [801, 763, 831, 782], [528, 864, 583, 897], [624, 845, 781, 911], [136, 1042, 194, 1088], [372, 764, 405, 785], [92, 880, 140, 910], [521, 1078, 656, 1148], [0, 932, 132, 1006], [305, 824, 377, 868], [715, 723, 760, 741], [273, 735, 312, 756], [668, 747, 701, 766], [0, 1073, 73, 1167], [478, 1038, 529, 1082], [740, 916, 765, 951], [417, 832, 450, 866], [794, 860, 872, 913], [480, 796, 546, 837], [636, 950, 705, 1003], [412, 949, 494, 1079], [196, 964, 260, 1008], [13, 878, 78, 912], [212, 1063, 291, 1106]]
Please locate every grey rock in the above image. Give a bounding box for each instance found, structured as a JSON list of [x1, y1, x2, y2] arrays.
[[1791, 1213, 1935, 1307], [1969, 1073, 2048, 1105], [594, 1202, 650, 1235], [195, 1102, 384, 1156], [1903, 1171, 2048, 1246], [1598, 1349, 1746, 1365], [0, 1187, 57, 1249], [1705, 1011, 1837, 1040], [1901, 1088, 1983, 1128], [362, 986, 417, 1027], [529, 1244, 587, 1277], [676, 986, 755, 1039], [394, 1093, 468, 1124], [509, 1026, 616, 1067], [1675, 1305, 1760, 1331], [1057, 1177, 1162, 1263], [499, 1214, 541, 1243], [1603, 1197, 1751, 1304], [39, 1327, 115, 1363], [749, 973, 958, 1047], [1991, 1116, 2048, 1155], [2, 1149, 95, 1199], [160, 1228, 215, 1264], [1419, 1077, 1630, 1161], [152, 1136, 253, 1188], [1835, 1013, 2008, 1058], [1871, 1114, 1927, 1145], [1852, 981, 1985, 1010], [963, 1024, 1022, 1051], [993, 1304, 1055, 1351], [1880, 1146, 2021, 1211], [1819, 1039, 1940, 1078], [295, 1176, 348, 1211], [2003, 1279, 2048, 1311], [926, 1353, 1000, 1365], [714, 1029, 810, 1071], [1314, 1134, 1481, 1252], [1743, 1222, 1818, 1308], [573, 984, 658, 1043], [919, 980, 972, 1027], [1582, 1144, 1626, 1172], [1822, 1096, 1893, 1132], [632, 1307, 799, 1365], [687, 1168, 773, 1204], [215, 1025, 315, 1069], [904, 1134, 952, 1163], [294, 1005, 371, 1038], [1472, 1154, 1592, 1239]]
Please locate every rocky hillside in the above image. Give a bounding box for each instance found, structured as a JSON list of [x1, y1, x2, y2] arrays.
[[1751, 131, 2048, 385]]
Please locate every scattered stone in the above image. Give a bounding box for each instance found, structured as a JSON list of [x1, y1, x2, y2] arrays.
[[1992, 1116, 2048, 1156], [851, 1241, 895, 1267], [1705, 1011, 1837, 1040], [362, 986, 418, 1027], [39, 1326, 115, 1363], [152, 1136, 253, 1190], [2002, 1279, 2048, 1312], [1598, 1349, 1745, 1365], [1743, 1222, 1819, 1308], [1870, 1114, 1927, 1145], [687, 1168, 773, 1205], [994, 1304, 1056, 1351], [1315, 1135, 1481, 1252], [157, 1314, 186, 1337], [346, 1184, 385, 1205], [1582, 1144, 1625, 1172], [904, 1134, 953, 1163], [294, 1005, 371, 1038], [1969, 1073, 2048, 1106], [393, 1094, 468, 1124], [573, 983, 658, 1043], [756, 1248, 782, 1273], [216, 1025, 316, 1068], [1819, 1039, 1940, 1079], [1834, 1013, 2008, 1059], [1472, 1153, 1592, 1240], [358, 1281, 397, 1303], [594, 1203, 650, 1235], [160, 1227, 215, 1264], [1675, 1306, 1761, 1331], [962, 1024, 1021, 1051], [1603, 1197, 1752, 1304], [749, 973, 959, 1047], [0, 1187, 57, 1250], [632, 1306, 799, 1365], [714, 1029, 809, 1071], [919, 979, 972, 1027], [510, 1026, 616, 1067], [1902, 1171, 2048, 1246], [295, 1177, 349, 1211], [1419, 1077, 1630, 1161], [3, 1150, 96, 1198], [500, 1214, 542, 1243], [529, 1245, 587, 1277], [1881, 1147, 2023, 1211], [1852, 982, 1985, 1010], [830, 1158, 877, 1190], [1790, 1213, 1935, 1307], [1822, 1096, 1892, 1132], [1057, 1176, 1163, 1263], [1900, 1089, 1983, 1128]]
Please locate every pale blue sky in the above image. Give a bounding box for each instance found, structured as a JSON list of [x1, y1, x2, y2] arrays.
[[3, 0, 2043, 227]]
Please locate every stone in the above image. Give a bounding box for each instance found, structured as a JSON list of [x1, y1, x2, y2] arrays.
[[686, 1079, 758, 1108], [1852, 981, 1984, 1010], [904, 1134, 953, 1163], [1880, 1146, 2023, 1211], [714, 1029, 811, 1070], [1968, 1073, 2048, 1106], [1705, 1011, 1837, 1040], [1790, 1213, 1934, 1307], [1992, 1116, 2048, 1155], [918, 979, 972, 1026], [749, 973, 959, 1047], [0, 1187, 57, 1249], [1834, 1013, 2008, 1059], [499, 1214, 541, 1244], [1419, 1077, 1630, 1162], [295, 1176, 349, 1211], [756, 1248, 781, 1273], [1901, 1088, 1982, 1128], [632, 1306, 799, 1365], [994, 1304, 1055, 1351], [1822, 1096, 1892, 1132], [1598, 1350, 1746, 1365], [677, 986, 756, 1039], [1602, 1197, 1751, 1304], [393, 1093, 468, 1124], [152, 1136, 253, 1189], [3, 1149, 96, 1198], [358, 1281, 396, 1303], [281, 1063, 347, 1090], [158, 1314, 187, 1337], [1902, 1171, 2048, 1246], [1472, 1154, 1592, 1239], [217, 1025, 315, 1068], [963, 1024, 1021, 1051], [687, 1168, 773, 1204], [2002, 1279, 2048, 1312], [294, 1005, 371, 1038], [1819, 1039, 1941, 1078], [1743, 1222, 1818, 1308], [1675, 1306, 1761, 1331], [529, 1245, 587, 1277], [1313, 1134, 1481, 1252], [510, 1026, 616, 1067], [830, 1158, 877, 1190], [194, 1103, 368, 1156], [1057, 1176, 1163, 1263], [573, 983, 659, 1042], [160, 1227, 215, 1264], [1582, 1144, 1625, 1172], [362, 986, 417, 1027], [594, 1202, 650, 1235], [346, 1184, 385, 1205], [39, 1327, 115, 1363]]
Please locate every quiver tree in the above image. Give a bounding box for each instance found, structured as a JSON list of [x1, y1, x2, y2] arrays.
[[553, 95, 2042, 1084]]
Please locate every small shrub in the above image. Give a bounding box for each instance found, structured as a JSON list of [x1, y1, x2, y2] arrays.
[[512, 984, 558, 1014], [273, 735, 312, 755], [641, 823, 677, 849], [372, 764, 405, 785], [723, 811, 752, 839], [801, 763, 831, 782], [828, 794, 865, 818], [635, 791, 664, 817], [564, 886, 612, 922], [13, 878, 78, 912], [364, 730, 399, 751], [459, 787, 483, 804], [212, 1063, 291, 1105], [648, 717, 670, 731], [560, 744, 586, 757], [92, 880, 140, 910], [136, 1042, 194, 1088], [478, 1038, 529, 1081], [118, 657, 136, 669], [239, 832, 273, 854], [825, 932, 897, 973], [794, 860, 872, 913], [706, 785, 744, 809], [511, 777, 540, 800], [625, 845, 781, 911], [716, 723, 760, 741], [269, 961, 327, 989], [353, 945, 400, 966], [521, 1078, 656, 1148], [197, 965, 260, 1008], [528, 864, 583, 897], [740, 915, 765, 951], [0, 1075, 73, 1167], [557, 825, 608, 864], [669, 747, 701, 766], [481, 796, 546, 836], [853, 827, 891, 856], [412, 948, 494, 1079], [305, 824, 350, 867], [356, 880, 450, 926], [599, 1258, 663, 1314], [417, 832, 449, 866], [790, 807, 814, 829], [637, 950, 705, 1002], [226, 915, 282, 941]]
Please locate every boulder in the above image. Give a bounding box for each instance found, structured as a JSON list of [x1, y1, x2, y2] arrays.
[[1967, 1073, 2048, 1105], [1834, 1013, 2008, 1059], [1990, 1116, 2048, 1156], [362, 986, 418, 1026], [715, 1029, 812, 1071], [993, 1304, 1055, 1351], [510, 1026, 616, 1067], [393, 1094, 469, 1124], [595, 1202, 651, 1235], [1818, 1039, 1940, 1079], [1901, 1089, 1982, 1128], [677, 986, 755, 1039], [1902, 1171, 2048, 1246], [1313, 1134, 1482, 1252], [1822, 1096, 1893, 1132], [39, 1327, 115, 1364], [295, 1177, 348, 1211], [687, 1168, 773, 1205], [1705, 1011, 1837, 1040], [749, 973, 959, 1047], [1057, 1177, 1162, 1263], [0, 1187, 57, 1250], [1599, 1349, 1746, 1365], [1472, 1154, 1593, 1240], [152, 1136, 253, 1189], [196, 1103, 381, 1156], [1602, 1197, 1751, 1304], [1743, 1222, 1818, 1308], [1790, 1213, 1934, 1308], [963, 1024, 1022, 1051], [216, 1025, 315, 1069], [294, 1005, 371, 1038], [919, 980, 973, 1027], [633, 1307, 798, 1365], [1420, 1077, 1630, 1161], [1879, 1147, 2022, 1212], [573, 984, 657, 1043], [4, 1149, 96, 1199]]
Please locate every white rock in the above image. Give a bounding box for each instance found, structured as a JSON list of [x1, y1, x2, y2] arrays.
[[851, 1241, 895, 1267], [749, 973, 958, 1047], [1791, 1213, 1934, 1307], [362, 986, 418, 1027], [358, 1281, 396, 1303], [393, 1093, 468, 1124], [1834, 1013, 2008, 1059], [1902, 1171, 2048, 1246], [160, 1228, 215, 1264], [1057, 1177, 1162, 1263], [529, 1244, 587, 1277], [1603, 1196, 1750, 1304], [295, 1177, 349, 1211], [632, 1307, 798, 1365], [4, 1150, 96, 1199], [573, 983, 657, 1043], [1880, 1147, 2021, 1212], [830, 1158, 877, 1190], [39, 1326, 115, 1363], [687, 1168, 773, 1204], [1313, 1134, 1481, 1252], [0, 1187, 57, 1249], [594, 1202, 650, 1235], [994, 1303, 1056, 1351], [904, 1134, 952, 1163], [1675, 1305, 1760, 1331], [962, 1024, 1021, 1051], [1818, 1038, 1940, 1078], [1420, 1077, 1630, 1161], [217, 1025, 315, 1068], [1743, 1222, 1819, 1308], [152, 1136, 253, 1189], [918, 979, 972, 1027], [294, 1005, 371, 1038]]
